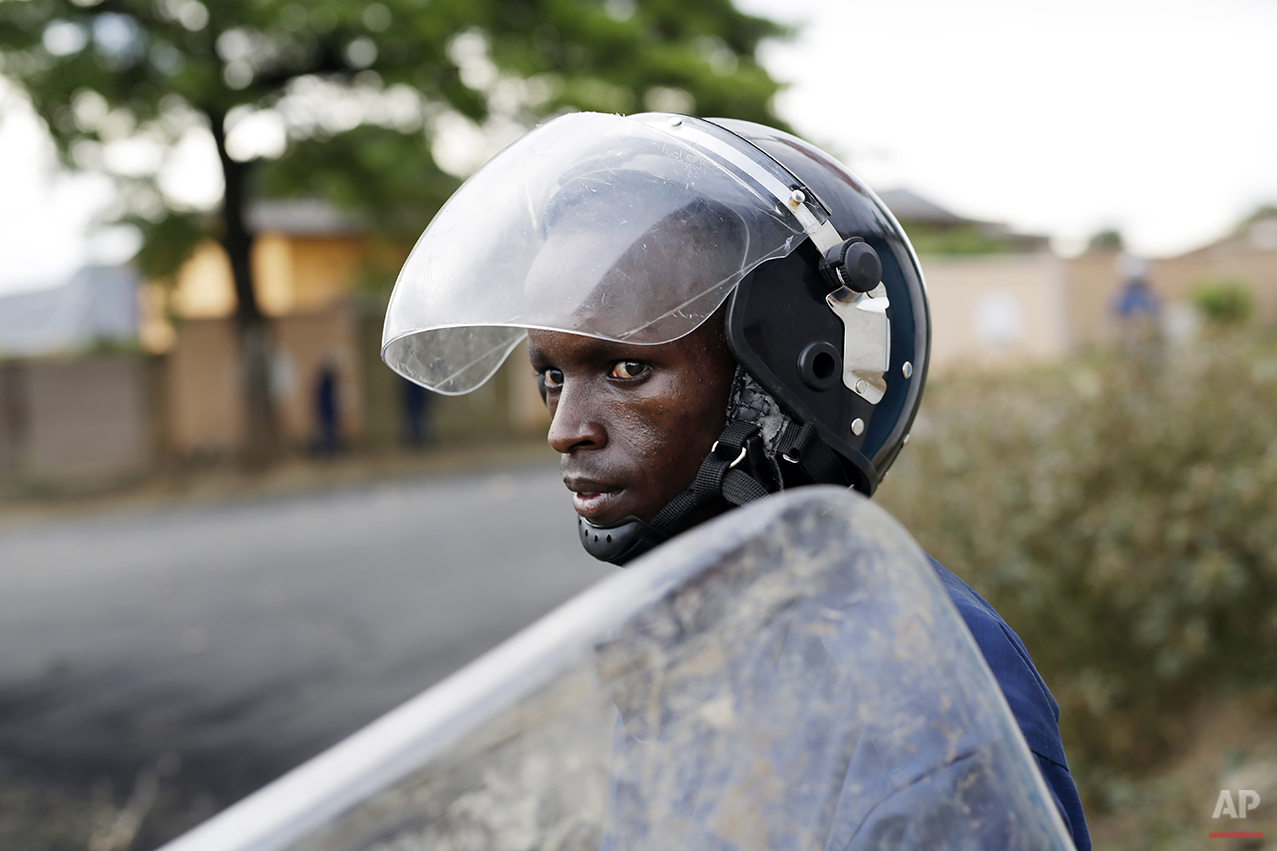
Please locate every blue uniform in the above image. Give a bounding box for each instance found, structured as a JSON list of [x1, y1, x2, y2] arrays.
[[929, 556, 1090, 850]]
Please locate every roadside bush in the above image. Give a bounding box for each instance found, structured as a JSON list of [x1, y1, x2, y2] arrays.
[[1192, 277, 1254, 325], [877, 333, 1277, 802]]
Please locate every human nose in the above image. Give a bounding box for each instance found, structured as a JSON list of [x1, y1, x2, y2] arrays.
[[546, 382, 607, 454]]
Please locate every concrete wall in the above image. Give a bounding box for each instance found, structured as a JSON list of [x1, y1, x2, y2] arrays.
[[165, 318, 244, 457], [922, 253, 1071, 373], [165, 308, 367, 458], [1152, 244, 1277, 323], [273, 309, 365, 446], [916, 243, 1277, 371], [0, 364, 20, 475], [430, 339, 550, 442], [1062, 250, 1126, 349], [0, 354, 155, 490]]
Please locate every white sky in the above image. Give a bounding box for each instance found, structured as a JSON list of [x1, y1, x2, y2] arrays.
[[747, 0, 1277, 256], [1, 0, 1275, 295]]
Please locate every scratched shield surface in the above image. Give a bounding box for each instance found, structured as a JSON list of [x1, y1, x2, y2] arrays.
[[160, 487, 1075, 851]]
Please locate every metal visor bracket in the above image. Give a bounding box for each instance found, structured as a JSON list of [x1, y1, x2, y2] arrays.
[[826, 282, 890, 404]]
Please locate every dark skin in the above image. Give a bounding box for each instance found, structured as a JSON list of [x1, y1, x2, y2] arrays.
[[527, 315, 737, 529]]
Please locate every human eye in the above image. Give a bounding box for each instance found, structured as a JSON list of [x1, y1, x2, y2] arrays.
[[540, 368, 564, 390], [609, 360, 650, 380]]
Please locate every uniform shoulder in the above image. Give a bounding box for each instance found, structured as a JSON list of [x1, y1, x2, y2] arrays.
[[925, 554, 1065, 766]]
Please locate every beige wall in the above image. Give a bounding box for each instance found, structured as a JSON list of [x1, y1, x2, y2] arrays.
[[919, 244, 1277, 369], [273, 309, 365, 444], [171, 235, 1248, 453], [1062, 250, 1125, 348], [286, 236, 369, 312], [1151, 244, 1277, 323], [434, 339, 551, 441], [922, 253, 1071, 373], [1059, 244, 1277, 349], [165, 318, 244, 456], [155, 231, 377, 457], [164, 308, 366, 457], [507, 339, 552, 435], [0, 355, 154, 488], [137, 226, 562, 459]]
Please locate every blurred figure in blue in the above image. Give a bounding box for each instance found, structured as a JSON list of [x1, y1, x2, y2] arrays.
[[313, 360, 343, 455], [1114, 272, 1162, 357]]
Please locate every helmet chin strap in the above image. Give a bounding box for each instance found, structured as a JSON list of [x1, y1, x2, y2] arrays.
[[576, 367, 850, 566], [579, 419, 771, 565]]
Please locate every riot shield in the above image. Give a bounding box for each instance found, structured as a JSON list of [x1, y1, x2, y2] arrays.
[[159, 487, 1075, 851]]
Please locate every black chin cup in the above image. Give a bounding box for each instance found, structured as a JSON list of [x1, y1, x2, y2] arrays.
[[578, 515, 668, 566], [577, 421, 776, 567]]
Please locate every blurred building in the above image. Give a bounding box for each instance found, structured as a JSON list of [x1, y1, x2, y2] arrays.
[[147, 200, 371, 460], [878, 192, 1277, 370], [878, 189, 1071, 372], [147, 200, 547, 462], [0, 266, 155, 491], [1151, 211, 1277, 323], [1066, 211, 1277, 349], [878, 189, 1051, 255], [10, 196, 1269, 488]]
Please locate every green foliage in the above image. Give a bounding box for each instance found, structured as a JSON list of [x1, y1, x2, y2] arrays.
[[125, 208, 204, 282], [1233, 203, 1277, 237], [257, 124, 460, 241], [1087, 228, 1124, 253], [0, 0, 790, 277], [877, 335, 1277, 799], [900, 222, 1010, 256], [1193, 277, 1254, 326]]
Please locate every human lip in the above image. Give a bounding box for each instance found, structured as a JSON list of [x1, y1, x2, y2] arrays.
[[563, 477, 623, 519]]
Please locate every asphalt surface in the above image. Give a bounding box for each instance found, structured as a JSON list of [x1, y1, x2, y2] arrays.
[[0, 460, 603, 847]]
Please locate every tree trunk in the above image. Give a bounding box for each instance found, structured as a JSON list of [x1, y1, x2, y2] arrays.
[[209, 109, 278, 467]]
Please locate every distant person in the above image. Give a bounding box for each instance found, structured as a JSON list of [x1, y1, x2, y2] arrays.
[[401, 377, 436, 448], [1113, 275, 1162, 354], [313, 361, 342, 455]]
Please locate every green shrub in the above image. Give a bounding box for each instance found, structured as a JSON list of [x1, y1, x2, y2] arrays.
[[903, 223, 1010, 256], [877, 335, 1277, 803], [1192, 277, 1254, 325]]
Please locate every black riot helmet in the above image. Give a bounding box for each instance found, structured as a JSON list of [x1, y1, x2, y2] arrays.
[[383, 112, 930, 564]]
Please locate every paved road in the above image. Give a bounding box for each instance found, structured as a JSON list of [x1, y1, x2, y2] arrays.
[[0, 461, 602, 845]]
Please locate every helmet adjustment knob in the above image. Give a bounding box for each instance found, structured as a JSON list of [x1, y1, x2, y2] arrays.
[[821, 237, 882, 293]]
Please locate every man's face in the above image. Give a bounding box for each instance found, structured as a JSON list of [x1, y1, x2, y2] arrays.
[[527, 318, 737, 528]]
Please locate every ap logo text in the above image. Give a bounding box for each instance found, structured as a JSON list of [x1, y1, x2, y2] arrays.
[[1214, 790, 1261, 819]]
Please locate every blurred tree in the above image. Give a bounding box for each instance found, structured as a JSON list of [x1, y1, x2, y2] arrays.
[[0, 0, 788, 465], [1231, 202, 1277, 249], [1086, 228, 1124, 253], [1232, 203, 1277, 234]]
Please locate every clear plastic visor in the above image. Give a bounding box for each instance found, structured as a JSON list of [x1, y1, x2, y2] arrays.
[[382, 112, 816, 394]]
